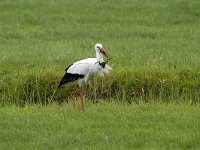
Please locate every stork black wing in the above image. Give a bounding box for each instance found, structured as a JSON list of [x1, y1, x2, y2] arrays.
[[58, 72, 84, 88]]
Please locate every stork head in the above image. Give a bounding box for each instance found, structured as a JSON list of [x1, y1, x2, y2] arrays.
[[95, 43, 111, 59]]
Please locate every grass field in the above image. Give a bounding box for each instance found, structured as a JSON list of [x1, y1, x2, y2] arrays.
[[0, 0, 200, 149], [0, 103, 199, 149], [0, 0, 200, 104]]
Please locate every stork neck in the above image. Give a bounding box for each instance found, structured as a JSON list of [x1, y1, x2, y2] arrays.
[[96, 52, 104, 62]]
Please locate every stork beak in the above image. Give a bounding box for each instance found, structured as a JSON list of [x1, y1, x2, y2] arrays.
[[100, 48, 111, 59]]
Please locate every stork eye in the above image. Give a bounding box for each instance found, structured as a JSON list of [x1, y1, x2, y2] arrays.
[[97, 46, 100, 49]]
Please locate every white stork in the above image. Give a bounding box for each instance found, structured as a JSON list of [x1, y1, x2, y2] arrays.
[[58, 43, 112, 111]]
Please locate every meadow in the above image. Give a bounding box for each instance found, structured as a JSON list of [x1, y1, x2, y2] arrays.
[[0, 103, 200, 149], [0, 0, 200, 149], [0, 0, 200, 104]]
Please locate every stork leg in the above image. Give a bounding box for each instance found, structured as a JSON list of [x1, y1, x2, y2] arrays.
[[80, 87, 85, 112], [72, 87, 77, 111]]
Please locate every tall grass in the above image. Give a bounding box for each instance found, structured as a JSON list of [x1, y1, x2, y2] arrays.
[[1, 67, 199, 105], [0, 0, 200, 105]]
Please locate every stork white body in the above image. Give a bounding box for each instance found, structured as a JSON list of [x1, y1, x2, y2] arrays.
[[58, 43, 112, 111], [67, 58, 112, 87]]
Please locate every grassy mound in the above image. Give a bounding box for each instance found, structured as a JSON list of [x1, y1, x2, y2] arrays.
[[1, 67, 199, 105]]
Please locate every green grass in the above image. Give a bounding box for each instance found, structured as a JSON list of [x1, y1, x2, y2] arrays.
[[0, 0, 200, 104], [0, 1, 200, 149], [1, 0, 200, 71], [0, 103, 199, 149], [0, 0, 200, 148]]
